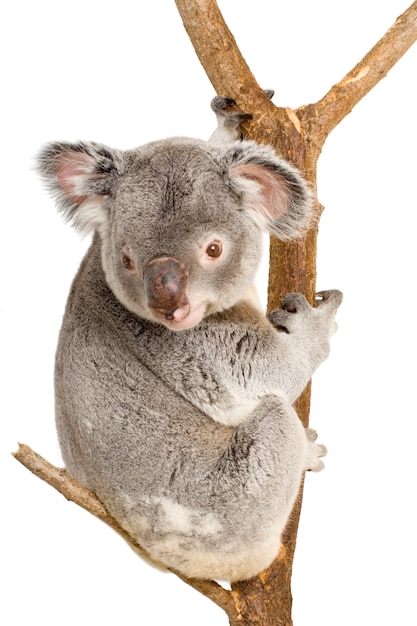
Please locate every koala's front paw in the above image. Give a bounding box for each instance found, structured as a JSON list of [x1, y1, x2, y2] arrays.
[[305, 428, 327, 472], [268, 292, 312, 334], [268, 289, 343, 337]]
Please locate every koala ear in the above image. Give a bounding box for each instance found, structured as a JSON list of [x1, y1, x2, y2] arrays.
[[36, 141, 124, 235], [223, 141, 313, 240]]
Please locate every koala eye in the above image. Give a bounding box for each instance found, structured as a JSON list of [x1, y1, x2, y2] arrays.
[[122, 254, 136, 271], [206, 241, 222, 259]]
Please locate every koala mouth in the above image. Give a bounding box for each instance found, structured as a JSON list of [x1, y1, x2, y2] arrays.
[[153, 300, 207, 331]]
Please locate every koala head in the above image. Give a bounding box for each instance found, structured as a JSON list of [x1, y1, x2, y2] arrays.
[[37, 137, 312, 330]]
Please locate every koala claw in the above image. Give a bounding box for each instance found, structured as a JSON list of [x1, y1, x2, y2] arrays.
[[306, 427, 319, 442], [210, 96, 253, 129], [314, 289, 343, 336], [305, 428, 327, 472], [211, 96, 252, 120], [315, 289, 343, 308]]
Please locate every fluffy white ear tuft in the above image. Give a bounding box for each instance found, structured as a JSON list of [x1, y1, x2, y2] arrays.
[[229, 163, 291, 227], [54, 152, 109, 234], [223, 141, 313, 240], [36, 141, 123, 235], [55, 151, 98, 206]]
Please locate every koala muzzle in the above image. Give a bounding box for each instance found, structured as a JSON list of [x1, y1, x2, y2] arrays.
[[144, 257, 190, 323]]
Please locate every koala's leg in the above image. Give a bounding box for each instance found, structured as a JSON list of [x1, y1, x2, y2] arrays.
[[144, 395, 326, 582], [208, 90, 274, 146], [209, 394, 324, 508]]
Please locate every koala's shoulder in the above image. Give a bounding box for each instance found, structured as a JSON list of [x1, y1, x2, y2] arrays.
[[210, 299, 273, 334]]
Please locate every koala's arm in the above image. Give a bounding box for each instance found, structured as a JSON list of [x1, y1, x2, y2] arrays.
[[237, 290, 342, 402], [141, 289, 342, 427], [196, 289, 343, 423]]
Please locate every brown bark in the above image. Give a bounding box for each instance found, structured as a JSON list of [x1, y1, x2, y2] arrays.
[[13, 2, 417, 625]]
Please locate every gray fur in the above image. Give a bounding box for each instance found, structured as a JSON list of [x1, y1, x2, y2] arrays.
[[36, 98, 342, 582]]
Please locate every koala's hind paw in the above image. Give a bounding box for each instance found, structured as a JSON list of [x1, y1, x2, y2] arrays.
[[211, 89, 274, 115], [210, 96, 237, 113], [305, 428, 327, 472], [210, 96, 252, 133], [209, 93, 273, 145]]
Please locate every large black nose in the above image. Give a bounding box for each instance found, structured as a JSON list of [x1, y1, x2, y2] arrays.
[[144, 257, 190, 321]]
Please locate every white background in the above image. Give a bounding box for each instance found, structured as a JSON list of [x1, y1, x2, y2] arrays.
[[1, 1, 416, 624]]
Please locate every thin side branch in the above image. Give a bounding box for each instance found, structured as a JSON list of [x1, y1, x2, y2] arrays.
[[13, 444, 140, 542], [13, 444, 237, 618], [305, 0, 417, 141]]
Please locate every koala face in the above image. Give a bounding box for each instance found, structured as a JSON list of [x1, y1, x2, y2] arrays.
[[102, 141, 265, 329], [37, 137, 312, 330]]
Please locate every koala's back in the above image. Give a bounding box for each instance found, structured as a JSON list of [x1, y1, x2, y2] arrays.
[[55, 241, 297, 581]]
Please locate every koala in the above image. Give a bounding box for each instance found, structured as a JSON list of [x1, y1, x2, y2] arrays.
[[36, 96, 342, 582]]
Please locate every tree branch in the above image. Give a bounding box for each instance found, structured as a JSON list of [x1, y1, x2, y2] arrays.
[[302, 0, 417, 145], [12, 444, 237, 619], [176, 0, 417, 163], [175, 0, 261, 99], [174, 0, 282, 142]]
